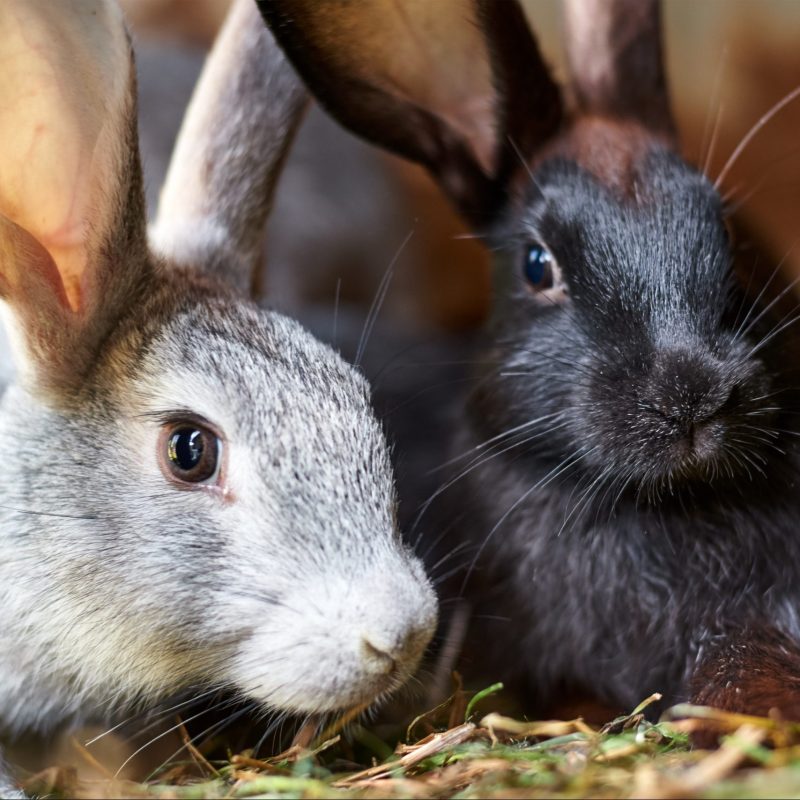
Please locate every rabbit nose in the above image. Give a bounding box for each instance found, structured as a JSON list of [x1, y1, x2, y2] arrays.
[[361, 638, 397, 675], [647, 347, 730, 425], [361, 623, 432, 676]]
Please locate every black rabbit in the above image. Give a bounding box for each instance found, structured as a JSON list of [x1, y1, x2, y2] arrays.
[[262, 0, 800, 719]]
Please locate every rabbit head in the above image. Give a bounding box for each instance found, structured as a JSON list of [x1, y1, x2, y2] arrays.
[[0, 0, 436, 737], [260, 0, 800, 721], [259, 0, 798, 503]]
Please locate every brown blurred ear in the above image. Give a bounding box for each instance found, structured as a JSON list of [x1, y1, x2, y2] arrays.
[[258, 0, 562, 227], [0, 0, 148, 393], [563, 0, 675, 137]]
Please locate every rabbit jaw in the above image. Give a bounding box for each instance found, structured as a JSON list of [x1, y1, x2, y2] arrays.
[[0, 285, 437, 730]]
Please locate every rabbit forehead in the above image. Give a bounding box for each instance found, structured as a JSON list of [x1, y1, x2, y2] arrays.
[[530, 117, 673, 199], [528, 151, 729, 323], [130, 302, 373, 426]]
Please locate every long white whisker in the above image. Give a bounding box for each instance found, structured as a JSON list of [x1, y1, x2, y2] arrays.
[[85, 687, 219, 747], [428, 411, 565, 474], [716, 84, 800, 189], [732, 242, 799, 341], [411, 419, 570, 545], [113, 695, 236, 778], [354, 226, 415, 367], [699, 46, 728, 177]]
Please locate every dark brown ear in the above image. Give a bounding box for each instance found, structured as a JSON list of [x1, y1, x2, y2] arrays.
[[258, 0, 562, 227], [563, 0, 675, 137]]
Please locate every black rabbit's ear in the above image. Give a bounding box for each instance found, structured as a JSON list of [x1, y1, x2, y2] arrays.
[[563, 0, 675, 138], [258, 0, 563, 227]]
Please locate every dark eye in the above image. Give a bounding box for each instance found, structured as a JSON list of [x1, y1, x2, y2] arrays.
[[163, 424, 221, 485], [523, 243, 554, 289]]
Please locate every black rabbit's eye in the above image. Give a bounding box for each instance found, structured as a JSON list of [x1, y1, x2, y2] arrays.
[[523, 243, 554, 290], [163, 424, 221, 484]]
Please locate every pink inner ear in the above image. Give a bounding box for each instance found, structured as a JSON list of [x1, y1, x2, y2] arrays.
[[37, 232, 86, 313], [0, 0, 132, 317], [449, 92, 496, 177], [27, 239, 74, 312], [325, 0, 499, 178], [25, 115, 88, 312], [0, 217, 74, 313], [0, 73, 91, 313], [0, 228, 86, 314]]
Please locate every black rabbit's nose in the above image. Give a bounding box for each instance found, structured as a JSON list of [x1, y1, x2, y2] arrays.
[[646, 347, 731, 427]]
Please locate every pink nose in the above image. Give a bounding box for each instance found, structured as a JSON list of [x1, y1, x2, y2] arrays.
[[361, 638, 397, 675]]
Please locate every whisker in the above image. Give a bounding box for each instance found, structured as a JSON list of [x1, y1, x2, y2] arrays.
[[732, 242, 798, 342], [411, 419, 571, 544], [147, 704, 256, 781], [460, 447, 595, 592], [85, 687, 220, 747], [716, 84, 800, 189], [428, 411, 565, 474], [354, 226, 415, 367], [700, 46, 728, 177], [507, 134, 545, 196], [113, 695, 237, 778], [0, 503, 103, 521]]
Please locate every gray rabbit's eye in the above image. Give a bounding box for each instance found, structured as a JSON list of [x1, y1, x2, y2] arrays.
[[163, 423, 221, 485]]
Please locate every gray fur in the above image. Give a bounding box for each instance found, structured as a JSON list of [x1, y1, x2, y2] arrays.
[[0, 0, 436, 792]]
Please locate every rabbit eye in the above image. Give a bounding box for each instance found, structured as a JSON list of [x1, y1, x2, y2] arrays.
[[523, 243, 555, 289], [521, 242, 568, 301], [162, 423, 221, 485]]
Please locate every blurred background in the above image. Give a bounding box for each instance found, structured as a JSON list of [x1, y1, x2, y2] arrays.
[[15, 0, 800, 794]]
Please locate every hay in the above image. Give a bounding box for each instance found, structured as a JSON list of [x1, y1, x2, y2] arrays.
[[26, 688, 800, 799]]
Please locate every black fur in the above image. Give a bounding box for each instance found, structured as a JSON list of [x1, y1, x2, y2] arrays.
[[436, 147, 800, 714], [258, 0, 800, 720]]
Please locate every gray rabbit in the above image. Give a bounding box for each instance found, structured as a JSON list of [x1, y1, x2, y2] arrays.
[[0, 0, 436, 793]]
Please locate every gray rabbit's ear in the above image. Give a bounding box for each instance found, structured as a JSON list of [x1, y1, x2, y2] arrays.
[[564, 0, 675, 137], [150, 0, 308, 298], [259, 0, 563, 228], [0, 0, 148, 392]]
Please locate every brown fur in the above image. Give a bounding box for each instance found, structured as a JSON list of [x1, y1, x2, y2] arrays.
[[690, 628, 800, 718], [520, 116, 674, 203], [564, 0, 674, 137]]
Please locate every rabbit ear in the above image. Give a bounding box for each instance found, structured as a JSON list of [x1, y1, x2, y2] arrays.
[[0, 0, 148, 391], [150, 0, 308, 297], [258, 0, 563, 227], [563, 0, 675, 136]]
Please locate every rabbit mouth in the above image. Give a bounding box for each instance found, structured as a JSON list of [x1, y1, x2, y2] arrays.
[[576, 339, 779, 495], [651, 417, 731, 482]]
